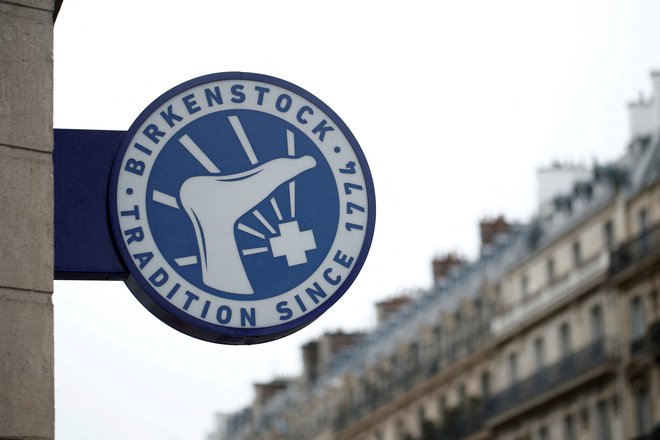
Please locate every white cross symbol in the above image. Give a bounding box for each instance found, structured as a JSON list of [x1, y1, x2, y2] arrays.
[[269, 220, 317, 266]]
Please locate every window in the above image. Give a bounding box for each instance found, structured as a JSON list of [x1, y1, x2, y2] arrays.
[[439, 394, 447, 419], [481, 371, 491, 397], [559, 323, 572, 357], [563, 414, 576, 440], [638, 208, 649, 233], [572, 240, 581, 267], [508, 352, 519, 384], [444, 336, 455, 362], [538, 425, 549, 440], [458, 383, 467, 406], [638, 208, 651, 254], [433, 325, 441, 341], [409, 342, 419, 368], [590, 305, 604, 341], [475, 298, 485, 321], [521, 274, 529, 299], [547, 258, 556, 285], [533, 337, 546, 369], [396, 419, 406, 439], [630, 296, 645, 340], [417, 406, 426, 425], [635, 387, 652, 435], [596, 400, 612, 440], [603, 220, 615, 249]]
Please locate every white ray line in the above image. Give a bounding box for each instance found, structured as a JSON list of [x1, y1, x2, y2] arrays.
[[287, 129, 295, 156], [237, 223, 265, 239], [289, 181, 296, 218], [174, 255, 198, 266], [242, 247, 269, 256], [252, 209, 276, 234], [228, 115, 258, 165], [286, 130, 296, 217], [270, 197, 283, 221], [179, 134, 221, 173], [152, 190, 179, 209]]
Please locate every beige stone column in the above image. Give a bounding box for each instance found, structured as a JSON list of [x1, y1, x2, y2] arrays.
[[0, 1, 55, 438]]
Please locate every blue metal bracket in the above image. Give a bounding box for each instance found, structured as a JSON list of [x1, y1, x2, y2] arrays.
[[54, 128, 128, 279]]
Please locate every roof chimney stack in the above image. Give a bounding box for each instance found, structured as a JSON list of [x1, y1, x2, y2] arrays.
[[253, 379, 290, 406], [628, 93, 654, 139], [537, 163, 591, 218], [301, 340, 319, 386], [302, 331, 363, 380], [479, 215, 510, 250], [375, 295, 411, 325], [627, 71, 660, 139], [651, 71, 660, 128], [431, 253, 465, 285]]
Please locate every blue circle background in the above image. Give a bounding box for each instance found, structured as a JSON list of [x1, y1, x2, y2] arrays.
[[146, 109, 340, 300], [109, 72, 376, 344]]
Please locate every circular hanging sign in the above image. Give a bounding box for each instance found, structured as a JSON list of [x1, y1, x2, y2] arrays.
[[109, 72, 375, 344]]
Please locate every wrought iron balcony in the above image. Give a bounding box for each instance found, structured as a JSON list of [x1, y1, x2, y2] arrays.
[[431, 400, 487, 439], [630, 422, 660, 440], [610, 222, 660, 276], [424, 341, 618, 437], [483, 338, 618, 423], [630, 319, 660, 363], [650, 320, 660, 363], [630, 336, 646, 356], [332, 318, 492, 433]]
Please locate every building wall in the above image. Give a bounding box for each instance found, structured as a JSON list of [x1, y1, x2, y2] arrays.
[[0, 1, 54, 438], [216, 177, 660, 440], [613, 182, 660, 439], [502, 204, 615, 308], [628, 183, 660, 236], [213, 77, 660, 440]]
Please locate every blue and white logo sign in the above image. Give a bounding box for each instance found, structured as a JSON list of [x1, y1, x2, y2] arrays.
[[110, 72, 375, 344]]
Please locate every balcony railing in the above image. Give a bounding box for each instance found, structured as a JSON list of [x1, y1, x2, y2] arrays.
[[650, 320, 660, 363], [610, 222, 660, 276], [630, 319, 660, 362], [335, 337, 620, 438], [630, 336, 646, 356], [630, 422, 660, 440], [482, 338, 618, 422], [390, 339, 620, 439], [431, 401, 487, 439], [332, 319, 493, 433]]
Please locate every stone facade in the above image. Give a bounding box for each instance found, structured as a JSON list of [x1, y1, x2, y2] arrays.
[[0, 1, 55, 438]]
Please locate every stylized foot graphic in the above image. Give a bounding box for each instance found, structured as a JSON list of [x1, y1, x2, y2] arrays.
[[179, 156, 317, 294]]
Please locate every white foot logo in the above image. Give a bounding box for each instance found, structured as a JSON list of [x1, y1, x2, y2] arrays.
[[177, 131, 317, 294]]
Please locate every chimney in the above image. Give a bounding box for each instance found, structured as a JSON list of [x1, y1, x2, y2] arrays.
[[253, 379, 290, 406], [431, 253, 465, 285], [375, 295, 411, 325], [314, 331, 364, 376], [628, 94, 654, 139], [301, 340, 319, 385], [537, 163, 591, 218], [479, 215, 510, 249], [627, 71, 660, 139], [652, 71, 660, 127], [251, 378, 290, 423]]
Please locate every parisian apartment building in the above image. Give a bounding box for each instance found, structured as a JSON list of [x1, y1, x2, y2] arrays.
[[207, 72, 660, 440]]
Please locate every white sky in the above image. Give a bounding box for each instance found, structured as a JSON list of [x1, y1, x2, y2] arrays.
[[53, 1, 660, 439]]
